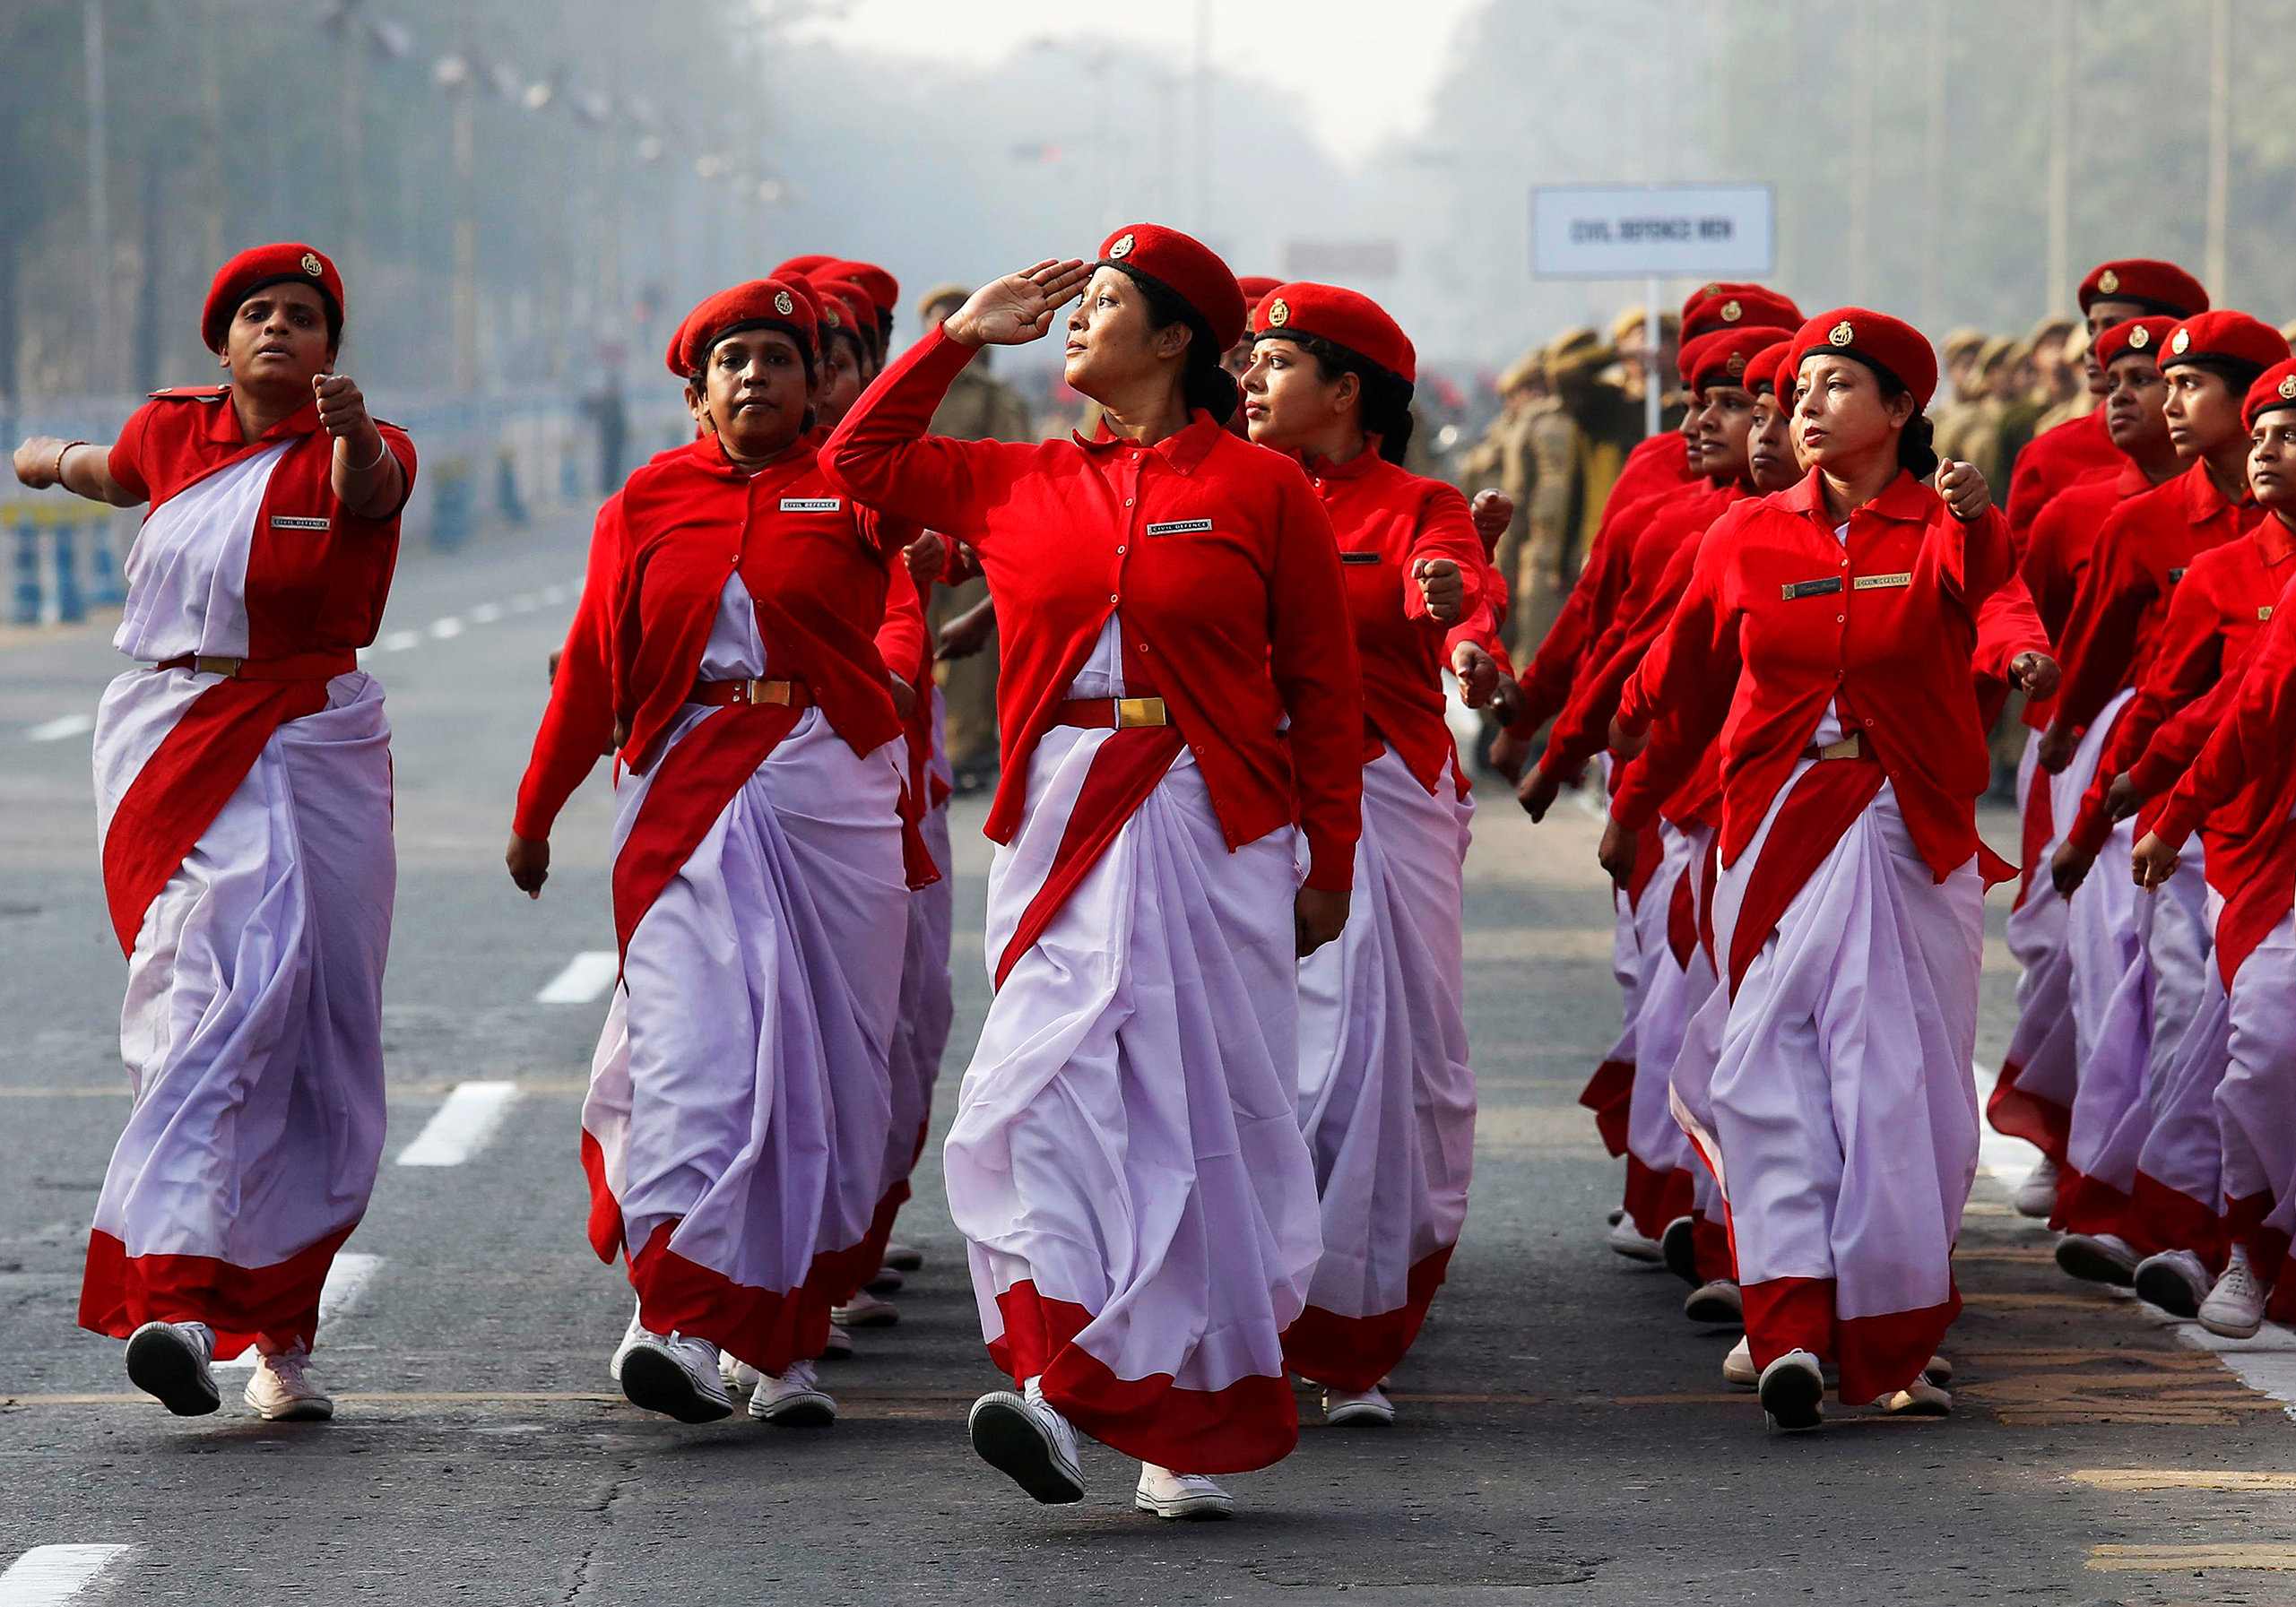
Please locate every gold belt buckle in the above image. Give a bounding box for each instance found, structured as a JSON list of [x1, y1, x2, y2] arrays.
[[194, 655, 243, 677], [1114, 696, 1167, 729], [1815, 734, 1861, 762], [743, 678, 793, 706]]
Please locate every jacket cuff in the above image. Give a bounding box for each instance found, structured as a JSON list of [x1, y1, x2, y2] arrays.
[[1302, 827, 1356, 893]]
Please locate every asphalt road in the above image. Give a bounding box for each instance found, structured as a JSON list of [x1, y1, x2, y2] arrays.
[[4, 506, 2296, 1605]]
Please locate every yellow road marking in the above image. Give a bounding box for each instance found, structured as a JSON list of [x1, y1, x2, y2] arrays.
[[2089, 1543, 2296, 1571], [2076, 1469, 2296, 1491]]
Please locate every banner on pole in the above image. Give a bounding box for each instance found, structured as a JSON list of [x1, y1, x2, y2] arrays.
[[1531, 185, 1775, 279]]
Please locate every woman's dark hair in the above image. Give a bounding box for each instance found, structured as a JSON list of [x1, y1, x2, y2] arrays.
[[1837, 352, 1938, 479], [1109, 263, 1239, 423], [1265, 330, 1418, 465]]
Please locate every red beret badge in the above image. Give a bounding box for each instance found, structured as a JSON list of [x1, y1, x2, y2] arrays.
[[1829, 320, 1855, 347], [2098, 269, 2121, 295], [1109, 233, 1135, 259]]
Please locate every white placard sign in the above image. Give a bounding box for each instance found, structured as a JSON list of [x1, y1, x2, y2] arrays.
[[1531, 185, 1776, 279]]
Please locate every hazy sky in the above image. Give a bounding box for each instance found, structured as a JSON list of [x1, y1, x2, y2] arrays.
[[787, 0, 1490, 165]]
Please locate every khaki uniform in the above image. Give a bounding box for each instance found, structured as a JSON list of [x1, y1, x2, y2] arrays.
[[926, 362, 1034, 781], [1514, 377, 1645, 659]]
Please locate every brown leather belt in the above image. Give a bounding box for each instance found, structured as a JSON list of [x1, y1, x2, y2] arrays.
[[690, 677, 813, 709], [155, 650, 359, 681], [1053, 696, 1170, 730], [1802, 734, 1864, 762]]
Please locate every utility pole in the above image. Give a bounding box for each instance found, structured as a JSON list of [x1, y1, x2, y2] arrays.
[[2205, 0, 2231, 301], [1848, 0, 1875, 303], [342, 5, 364, 284], [84, 0, 111, 393], [452, 80, 477, 393], [2045, 0, 2074, 317], [1920, 0, 1948, 329], [1192, 0, 1212, 237], [202, 0, 224, 275]]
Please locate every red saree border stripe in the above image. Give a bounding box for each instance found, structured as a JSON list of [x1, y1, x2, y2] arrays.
[[1742, 1274, 1961, 1404], [101, 677, 327, 955], [2126, 1171, 2222, 1268], [1986, 1058, 2072, 1164], [1280, 1244, 1456, 1393], [1727, 758, 1886, 998], [1579, 1059, 1633, 1157], [989, 1280, 1298, 1474], [79, 1223, 357, 1357], [628, 1218, 873, 1376], [1622, 1154, 1696, 1242], [992, 725, 1186, 989], [2058, 1170, 2133, 1240], [580, 1127, 623, 1263]]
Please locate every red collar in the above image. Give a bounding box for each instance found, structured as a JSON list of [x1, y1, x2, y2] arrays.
[[686, 428, 822, 484], [1298, 444, 1385, 482], [1073, 410, 1226, 477], [2257, 514, 2296, 567], [203, 388, 320, 447], [1775, 466, 1936, 527], [2180, 458, 2253, 525]]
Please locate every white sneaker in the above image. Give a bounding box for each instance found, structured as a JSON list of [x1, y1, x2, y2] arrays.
[[819, 1322, 855, 1361], [749, 1358, 836, 1426], [609, 1301, 646, 1384], [1135, 1464, 1235, 1520], [2135, 1248, 2213, 1319], [832, 1289, 900, 1328], [1684, 1279, 1743, 1324], [246, 1347, 334, 1422], [1322, 1385, 1396, 1427], [2014, 1155, 2061, 1218], [718, 1351, 763, 1396], [1757, 1349, 1825, 1431], [1721, 1335, 1757, 1388], [618, 1329, 735, 1422], [967, 1380, 1086, 1504], [2055, 1231, 2140, 1286], [2199, 1247, 2271, 1339], [1873, 1378, 1953, 1416], [125, 1320, 220, 1416], [1605, 1217, 1664, 1264], [883, 1241, 925, 1272]]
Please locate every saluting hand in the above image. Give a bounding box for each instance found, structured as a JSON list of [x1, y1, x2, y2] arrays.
[[1416, 557, 1465, 625], [944, 261, 1093, 349], [1936, 457, 1989, 522]]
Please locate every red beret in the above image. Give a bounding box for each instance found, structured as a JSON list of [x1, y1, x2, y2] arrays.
[[1685, 328, 1789, 397], [2093, 315, 2179, 370], [2159, 310, 2291, 376], [1237, 275, 1282, 317], [1682, 284, 1801, 341], [202, 242, 343, 354], [819, 260, 898, 319], [806, 276, 876, 344], [1787, 308, 1939, 410], [772, 255, 836, 281], [1251, 282, 1415, 384], [1742, 339, 1793, 398], [2243, 359, 2296, 431], [665, 280, 819, 378], [1100, 224, 1247, 353], [2080, 259, 2210, 318]]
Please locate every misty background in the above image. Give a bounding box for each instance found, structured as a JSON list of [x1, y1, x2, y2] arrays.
[[1, 0, 2286, 412]]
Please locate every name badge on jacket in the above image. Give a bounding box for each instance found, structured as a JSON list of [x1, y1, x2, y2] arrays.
[[269, 514, 330, 531], [780, 497, 840, 512], [1852, 571, 1914, 591], [1780, 575, 1844, 600], [1339, 551, 1382, 566], [1146, 518, 1213, 536]]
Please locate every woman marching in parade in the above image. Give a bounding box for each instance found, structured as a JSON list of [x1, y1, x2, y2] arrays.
[[1236, 283, 1486, 1428], [508, 279, 924, 1427], [826, 228, 1363, 1518], [1610, 310, 2016, 1430], [12, 243, 415, 1422]]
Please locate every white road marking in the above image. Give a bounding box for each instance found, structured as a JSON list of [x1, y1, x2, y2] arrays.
[[397, 1081, 521, 1166], [380, 629, 420, 652], [509, 592, 538, 611], [467, 602, 502, 624], [25, 714, 92, 742], [212, 1253, 383, 1371], [429, 617, 464, 639], [0, 1545, 134, 1604], [537, 951, 618, 1005], [1968, 1059, 2046, 1182]]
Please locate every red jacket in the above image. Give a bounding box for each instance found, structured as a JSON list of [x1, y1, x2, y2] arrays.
[[2067, 519, 2296, 852], [823, 326, 1365, 890], [2007, 408, 2118, 548], [2050, 461, 2262, 735], [1612, 469, 2015, 881], [1607, 427, 1700, 514], [513, 435, 910, 841], [1301, 449, 1488, 793]]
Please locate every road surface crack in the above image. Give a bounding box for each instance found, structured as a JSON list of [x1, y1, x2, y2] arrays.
[[563, 1459, 637, 1603]]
